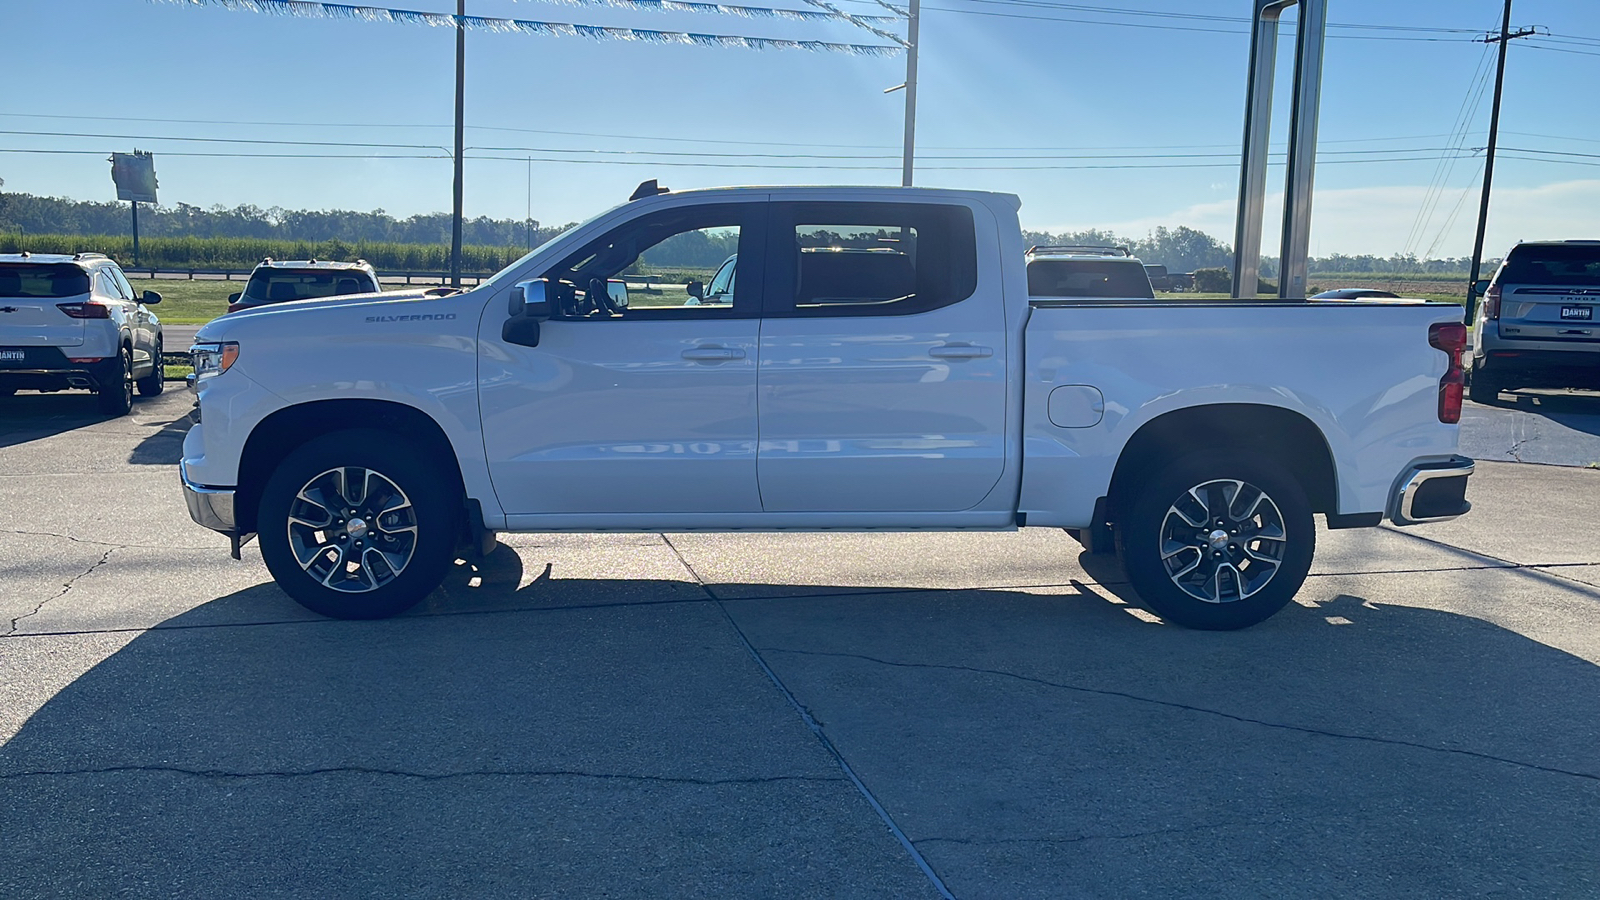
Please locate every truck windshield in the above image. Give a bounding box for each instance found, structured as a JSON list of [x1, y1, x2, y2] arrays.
[[1503, 245, 1600, 287], [0, 264, 92, 298]]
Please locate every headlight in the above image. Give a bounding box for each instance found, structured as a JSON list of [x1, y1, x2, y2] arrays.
[[191, 342, 240, 382]]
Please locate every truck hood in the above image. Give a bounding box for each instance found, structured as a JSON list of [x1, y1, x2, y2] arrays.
[[194, 288, 466, 343]]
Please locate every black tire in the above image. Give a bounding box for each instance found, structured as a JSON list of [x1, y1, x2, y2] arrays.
[[258, 429, 460, 619], [136, 339, 165, 396], [96, 346, 133, 417], [1467, 368, 1500, 405], [1114, 452, 1314, 630]]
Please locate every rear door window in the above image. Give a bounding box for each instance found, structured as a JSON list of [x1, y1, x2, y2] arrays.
[[0, 264, 91, 298], [763, 202, 978, 317]]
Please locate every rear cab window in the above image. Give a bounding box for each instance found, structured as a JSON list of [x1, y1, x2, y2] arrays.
[[764, 201, 978, 316], [0, 264, 91, 298]]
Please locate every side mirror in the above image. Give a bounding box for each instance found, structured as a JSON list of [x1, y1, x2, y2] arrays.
[[686, 280, 704, 300], [1472, 279, 1490, 297], [141, 290, 162, 305], [607, 279, 629, 310], [228, 292, 242, 303], [503, 279, 552, 347]]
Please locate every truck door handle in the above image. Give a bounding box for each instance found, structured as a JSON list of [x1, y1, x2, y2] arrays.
[[681, 346, 746, 361], [929, 344, 994, 359]]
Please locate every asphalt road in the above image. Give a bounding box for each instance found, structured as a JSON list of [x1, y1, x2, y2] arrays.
[[2, 389, 1599, 898]]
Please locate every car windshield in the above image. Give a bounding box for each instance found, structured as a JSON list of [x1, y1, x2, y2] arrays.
[[244, 270, 375, 302], [1028, 259, 1155, 299], [0, 263, 91, 298], [1502, 245, 1600, 287]]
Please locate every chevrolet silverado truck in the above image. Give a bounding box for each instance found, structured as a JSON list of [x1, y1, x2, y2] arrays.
[[181, 184, 1474, 630]]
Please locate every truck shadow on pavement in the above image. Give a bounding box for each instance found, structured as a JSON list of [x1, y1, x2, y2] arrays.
[[1475, 388, 1600, 435], [3, 547, 1599, 898]]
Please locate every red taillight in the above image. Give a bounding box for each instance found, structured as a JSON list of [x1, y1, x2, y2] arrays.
[[1429, 321, 1467, 424], [226, 303, 244, 314], [1483, 282, 1501, 319], [56, 301, 111, 319], [67, 357, 106, 364]]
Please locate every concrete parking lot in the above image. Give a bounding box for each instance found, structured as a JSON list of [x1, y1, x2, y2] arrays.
[[2, 388, 1598, 898]]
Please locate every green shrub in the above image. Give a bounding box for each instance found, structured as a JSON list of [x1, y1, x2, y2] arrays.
[[1192, 267, 1230, 293]]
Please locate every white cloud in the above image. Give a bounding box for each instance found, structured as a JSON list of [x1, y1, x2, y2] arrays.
[[1033, 179, 1600, 258]]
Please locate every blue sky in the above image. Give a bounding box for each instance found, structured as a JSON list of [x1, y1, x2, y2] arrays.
[[4, 0, 1599, 256]]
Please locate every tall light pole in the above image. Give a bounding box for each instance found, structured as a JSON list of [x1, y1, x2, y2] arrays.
[[1465, 1, 1535, 320], [450, 0, 466, 288]]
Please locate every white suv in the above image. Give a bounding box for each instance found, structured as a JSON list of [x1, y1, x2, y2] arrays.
[[0, 252, 165, 416]]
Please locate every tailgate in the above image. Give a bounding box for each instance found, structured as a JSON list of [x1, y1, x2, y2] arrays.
[[0, 300, 85, 347], [1499, 288, 1600, 341]]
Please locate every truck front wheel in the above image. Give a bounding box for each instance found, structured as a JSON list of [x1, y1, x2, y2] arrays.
[[258, 430, 459, 619], [1114, 452, 1314, 630]]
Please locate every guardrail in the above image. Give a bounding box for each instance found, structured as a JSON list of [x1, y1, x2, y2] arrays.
[[120, 269, 668, 292], [121, 267, 499, 286]]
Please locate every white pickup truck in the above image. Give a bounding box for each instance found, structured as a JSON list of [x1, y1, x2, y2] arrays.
[[181, 185, 1473, 630]]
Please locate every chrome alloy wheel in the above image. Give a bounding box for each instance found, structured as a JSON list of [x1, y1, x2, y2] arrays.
[[286, 467, 419, 593], [1158, 479, 1287, 604]]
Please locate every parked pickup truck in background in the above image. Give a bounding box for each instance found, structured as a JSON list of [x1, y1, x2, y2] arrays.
[[180, 184, 1474, 630]]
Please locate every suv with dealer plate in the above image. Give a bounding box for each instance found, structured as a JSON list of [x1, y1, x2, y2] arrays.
[[1470, 240, 1600, 402], [0, 252, 164, 415]]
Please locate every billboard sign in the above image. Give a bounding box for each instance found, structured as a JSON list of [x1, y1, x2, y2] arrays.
[[110, 151, 158, 204]]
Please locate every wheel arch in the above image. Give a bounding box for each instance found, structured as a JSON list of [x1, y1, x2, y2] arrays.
[[1105, 402, 1338, 522], [235, 398, 467, 536]]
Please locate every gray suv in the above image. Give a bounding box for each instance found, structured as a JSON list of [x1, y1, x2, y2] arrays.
[[1470, 241, 1600, 403]]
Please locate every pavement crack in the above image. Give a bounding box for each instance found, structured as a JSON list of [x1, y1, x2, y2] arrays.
[[759, 647, 1600, 784], [916, 820, 1275, 847], [0, 529, 205, 552], [0, 764, 842, 786], [5, 546, 116, 636]]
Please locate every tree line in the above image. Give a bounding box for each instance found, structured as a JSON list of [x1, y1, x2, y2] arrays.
[[0, 190, 1487, 275]]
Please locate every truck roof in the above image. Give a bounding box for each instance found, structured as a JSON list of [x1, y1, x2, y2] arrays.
[[626, 184, 1024, 210]]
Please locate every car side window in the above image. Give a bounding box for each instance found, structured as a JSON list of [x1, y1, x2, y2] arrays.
[[763, 201, 978, 318], [109, 267, 137, 301], [541, 202, 766, 320], [96, 270, 126, 301]]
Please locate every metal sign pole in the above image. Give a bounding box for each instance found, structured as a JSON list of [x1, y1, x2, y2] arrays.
[[1232, 0, 1326, 300], [131, 201, 140, 268]]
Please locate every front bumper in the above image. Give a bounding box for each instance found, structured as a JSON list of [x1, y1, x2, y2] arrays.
[[180, 459, 236, 534], [1390, 456, 1474, 526]]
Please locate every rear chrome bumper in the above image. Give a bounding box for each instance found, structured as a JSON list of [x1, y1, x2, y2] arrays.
[[1391, 456, 1474, 526], [180, 459, 236, 534]]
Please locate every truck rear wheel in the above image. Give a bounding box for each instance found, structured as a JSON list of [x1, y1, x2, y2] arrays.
[[258, 430, 459, 619], [1114, 452, 1313, 630]]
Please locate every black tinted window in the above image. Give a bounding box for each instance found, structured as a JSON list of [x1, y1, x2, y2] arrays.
[[244, 270, 376, 302], [768, 202, 978, 317], [0, 264, 91, 298], [1028, 259, 1155, 299], [1502, 245, 1600, 287]]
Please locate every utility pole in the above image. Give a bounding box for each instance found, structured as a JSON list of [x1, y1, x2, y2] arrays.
[[884, 0, 920, 187], [1466, 1, 1536, 320], [450, 0, 466, 288], [901, 0, 919, 187]]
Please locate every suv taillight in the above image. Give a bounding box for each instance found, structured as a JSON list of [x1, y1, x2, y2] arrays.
[[1429, 322, 1467, 424], [1483, 282, 1502, 319], [56, 301, 110, 319]]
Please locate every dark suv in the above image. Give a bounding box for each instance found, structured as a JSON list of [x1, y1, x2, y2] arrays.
[[1470, 241, 1600, 402], [228, 258, 381, 314]]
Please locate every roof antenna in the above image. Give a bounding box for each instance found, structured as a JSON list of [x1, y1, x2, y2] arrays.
[[629, 179, 670, 202]]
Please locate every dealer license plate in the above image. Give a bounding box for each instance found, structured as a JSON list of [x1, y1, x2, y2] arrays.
[[0, 350, 24, 362], [1562, 305, 1594, 320]]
